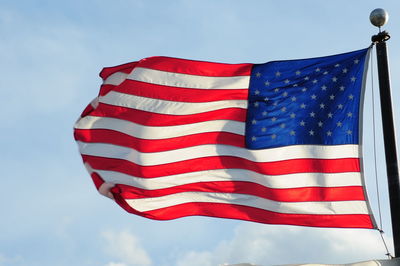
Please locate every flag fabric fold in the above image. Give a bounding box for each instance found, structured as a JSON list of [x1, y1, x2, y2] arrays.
[[74, 48, 376, 228]]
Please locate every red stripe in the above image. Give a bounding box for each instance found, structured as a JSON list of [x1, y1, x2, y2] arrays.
[[115, 182, 366, 202], [80, 102, 95, 118], [88, 103, 246, 126], [112, 196, 374, 229], [137, 56, 253, 76], [75, 129, 245, 152], [100, 80, 249, 101], [90, 172, 105, 190], [100, 61, 138, 80], [82, 155, 360, 178], [100, 84, 116, 96]]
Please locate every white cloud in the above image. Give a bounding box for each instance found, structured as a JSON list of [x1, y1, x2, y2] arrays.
[[176, 250, 214, 266], [106, 263, 128, 266], [101, 230, 152, 266], [174, 224, 390, 266]]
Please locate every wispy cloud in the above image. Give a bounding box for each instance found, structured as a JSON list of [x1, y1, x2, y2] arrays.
[[101, 230, 152, 266], [174, 224, 389, 265]]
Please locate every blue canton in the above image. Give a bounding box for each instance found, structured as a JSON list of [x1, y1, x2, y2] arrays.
[[245, 48, 369, 149]]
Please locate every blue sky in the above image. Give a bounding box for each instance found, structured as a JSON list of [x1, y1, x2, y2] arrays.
[[1, 1, 400, 265]]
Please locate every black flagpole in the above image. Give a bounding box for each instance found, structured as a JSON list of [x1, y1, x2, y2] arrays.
[[371, 9, 400, 258]]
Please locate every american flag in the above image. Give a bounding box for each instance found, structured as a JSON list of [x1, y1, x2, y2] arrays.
[[74, 48, 376, 228]]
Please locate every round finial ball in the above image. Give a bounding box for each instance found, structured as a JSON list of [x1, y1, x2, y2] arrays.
[[370, 8, 389, 27]]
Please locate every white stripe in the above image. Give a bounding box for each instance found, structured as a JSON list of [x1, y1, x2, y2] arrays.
[[74, 116, 244, 139], [99, 91, 247, 115], [129, 67, 250, 89], [90, 97, 99, 109], [91, 168, 363, 190], [125, 191, 370, 215], [77, 141, 359, 166], [103, 72, 129, 85]]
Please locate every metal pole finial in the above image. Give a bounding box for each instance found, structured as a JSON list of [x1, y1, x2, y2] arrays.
[[370, 8, 389, 28], [370, 9, 390, 43]]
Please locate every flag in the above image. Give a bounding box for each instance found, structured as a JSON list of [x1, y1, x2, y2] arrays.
[[74, 48, 376, 228]]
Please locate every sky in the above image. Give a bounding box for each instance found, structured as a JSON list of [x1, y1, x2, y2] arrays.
[[1, 1, 400, 265]]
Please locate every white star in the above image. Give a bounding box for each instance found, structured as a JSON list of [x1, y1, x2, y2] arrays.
[[295, 70, 301, 75], [328, 112, 333, 118], [252, 136, 257, 141], [340, 86, 345, 91], [311, 94, 317, 100], [302, 87, 307, 92], [321, 85, 327, 91], [310, 112, 316, 117], [274, 88, 280, 92], [265, 81, 270, 86], [342, 68, 348, 73], [261, 127, 267, 132], [280, 123, 286, 128], [315, 68, 321, 72], [281, 107, 287, 112], [264, 97, 269, 102], [312, 79, 318, 84], [271, 134, 277, 139], [348, 94, 354, 100], [290, 113, 296, 118], [304, 76, 310, 81], [323, 71, 329, 75], [252, 119, 257, 124], [291, 96, 297, 102], [330, 94, 335, 100], [332, 77, 338, 82], [300, 103, 306, 109], [255, 90, 260, 95], [262, 111, 268, 116], [254, 102, 259, 107], [300, 120, 306, 126], [293, 84, 298, 87], [255, 72, 261, 77], [309, 130, 315, 136], [347, 112, 353, 117], [320, 103, 325, 109], [282, 91, 288, 97], [276, 71, 281, 77], [335, 64, 340, 67], [338, 104, 343, 109], [337, 121, 342, 127], [290, 130, 296, 136], [273, 101, 278, 106], [284, 79, 290, 84], [318, 121, 323, 127], [351, 76, 356, 82], [354, 59, 359, 64], [327, 131, 332, 136], [271, 117, 277, 122], [347, 129, 353, 135]]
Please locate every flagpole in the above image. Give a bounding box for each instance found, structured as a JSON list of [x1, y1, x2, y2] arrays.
[[370, 8, 400, 258]]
